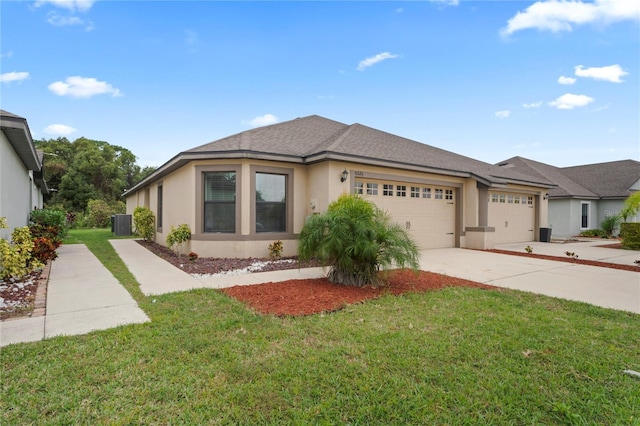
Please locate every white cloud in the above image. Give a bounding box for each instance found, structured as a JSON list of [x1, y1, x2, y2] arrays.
[[242, 114, 279, 127], [48, 76, 122, 98], [35, 0, 96, 12], [429, 0, 459, 5], [44, 124, 77, 136], [501, 0, 640, 36], [495, 110, 511, 119], [574, 64, 628, 83], [548, 93, 594, 109], [1, 71, 30, 83], [357, 52, 399, 71], [558, 76, 576, 85], [522, 101, 543, 108], [46, 12, 94, 30]]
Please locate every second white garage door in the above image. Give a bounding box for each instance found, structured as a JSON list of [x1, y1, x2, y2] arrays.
[[488, 192, 536, 244], [356, 179, 456, 249]]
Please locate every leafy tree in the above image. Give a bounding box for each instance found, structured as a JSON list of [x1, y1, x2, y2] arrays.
[[35, 137, 156, 212], [298, 194, 420, 287]]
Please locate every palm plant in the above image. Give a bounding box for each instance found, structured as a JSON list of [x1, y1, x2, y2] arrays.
[[621, 192, 640, 222], [600, 214, 622, 237], [298, 194, 419, 287]]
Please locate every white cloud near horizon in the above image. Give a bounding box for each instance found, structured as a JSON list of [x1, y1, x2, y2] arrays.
[[242, 114, 279, 127], [501, 0, 640, 36], [48, 76, 122, 98], [574, 64, 628, 83], [357, 52, 399, 71], [47, 12, 93, 30], [1, 71, 30, 83], [44, 124, 77, 136], [35, 0, 96, 12], [429, 0, 459, 6], [495, 110, 511, 119], [558, 76, 576, 85], [523, 101, 543, 108], [549, 93, 594, 109]]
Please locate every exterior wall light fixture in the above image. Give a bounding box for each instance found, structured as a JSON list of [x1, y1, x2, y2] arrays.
[[340, 169, 349, 182]]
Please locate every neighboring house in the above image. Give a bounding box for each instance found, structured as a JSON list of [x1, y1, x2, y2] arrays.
[[0, 110, 48, 239], [497, 157, 640, 238], [124, 115, 554, 257]]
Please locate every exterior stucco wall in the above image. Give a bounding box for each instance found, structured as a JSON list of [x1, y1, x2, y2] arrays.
[[0, 131, 33, 239], [549, 198, 606, 238], [126, 158, 547, 256]]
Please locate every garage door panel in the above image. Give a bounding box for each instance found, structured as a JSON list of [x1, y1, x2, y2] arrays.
[[359, 180, 455, 249], [489, 192, 535, 244]]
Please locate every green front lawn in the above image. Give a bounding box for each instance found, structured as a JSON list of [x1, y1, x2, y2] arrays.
[[1, 229, 639, 424]]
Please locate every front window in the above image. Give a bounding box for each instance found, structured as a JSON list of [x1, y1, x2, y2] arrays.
[[157, 183, 163, 231], [367, 183, 378, 195], [410, 186, 420, 198], [256, 173, 286, 233], [204, 172, 236, 233], [396, 185, 407, 197], [581, 202, 589, 229], [383, 184, 394, 196]]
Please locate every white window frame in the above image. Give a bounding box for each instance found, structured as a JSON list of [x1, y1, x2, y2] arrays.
[[367, 182, 378, 195]]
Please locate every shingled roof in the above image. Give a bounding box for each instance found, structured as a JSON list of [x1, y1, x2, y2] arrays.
[[497, 156, 640, 199], [126, 115, 554, 195]]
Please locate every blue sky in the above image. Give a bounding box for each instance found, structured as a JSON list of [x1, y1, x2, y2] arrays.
[[2, 0, 638, 169]]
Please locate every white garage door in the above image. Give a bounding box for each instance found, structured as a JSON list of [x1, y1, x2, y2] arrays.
[[356, 179, 456, 249], [488, 192, 535, 243]]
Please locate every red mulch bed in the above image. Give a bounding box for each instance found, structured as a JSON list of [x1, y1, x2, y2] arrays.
[[221, 269, 495, 316], [486, 249, 640, 273]]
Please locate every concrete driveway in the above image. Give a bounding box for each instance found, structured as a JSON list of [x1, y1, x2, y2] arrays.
[[419, 244, 639, 314]]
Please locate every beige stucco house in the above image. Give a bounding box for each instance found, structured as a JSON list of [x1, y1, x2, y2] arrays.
[[1, 110, 48, 239], [124, 115, 554, 258]]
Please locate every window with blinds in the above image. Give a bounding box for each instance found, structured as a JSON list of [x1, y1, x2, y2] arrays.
[[256, 173, 286, 233], [203, 172, 236, 233]]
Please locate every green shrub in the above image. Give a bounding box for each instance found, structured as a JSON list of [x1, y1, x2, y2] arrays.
[[133, 207, 155, 241], [268, 240, 283, 259], [578, 229, 608, 238], [30, 208, 67, 237], [620, 223, 640, 250], [298, 194, 419, 287], [600, 214, 622, 237], [0, 223, 40, 279], [86, 200, 126, 228], [166, 224, 191, 255]]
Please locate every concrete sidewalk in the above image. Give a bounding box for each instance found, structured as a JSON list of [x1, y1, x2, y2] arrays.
[[109, 239, 326, 295], [0, 244, 149, 347]]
